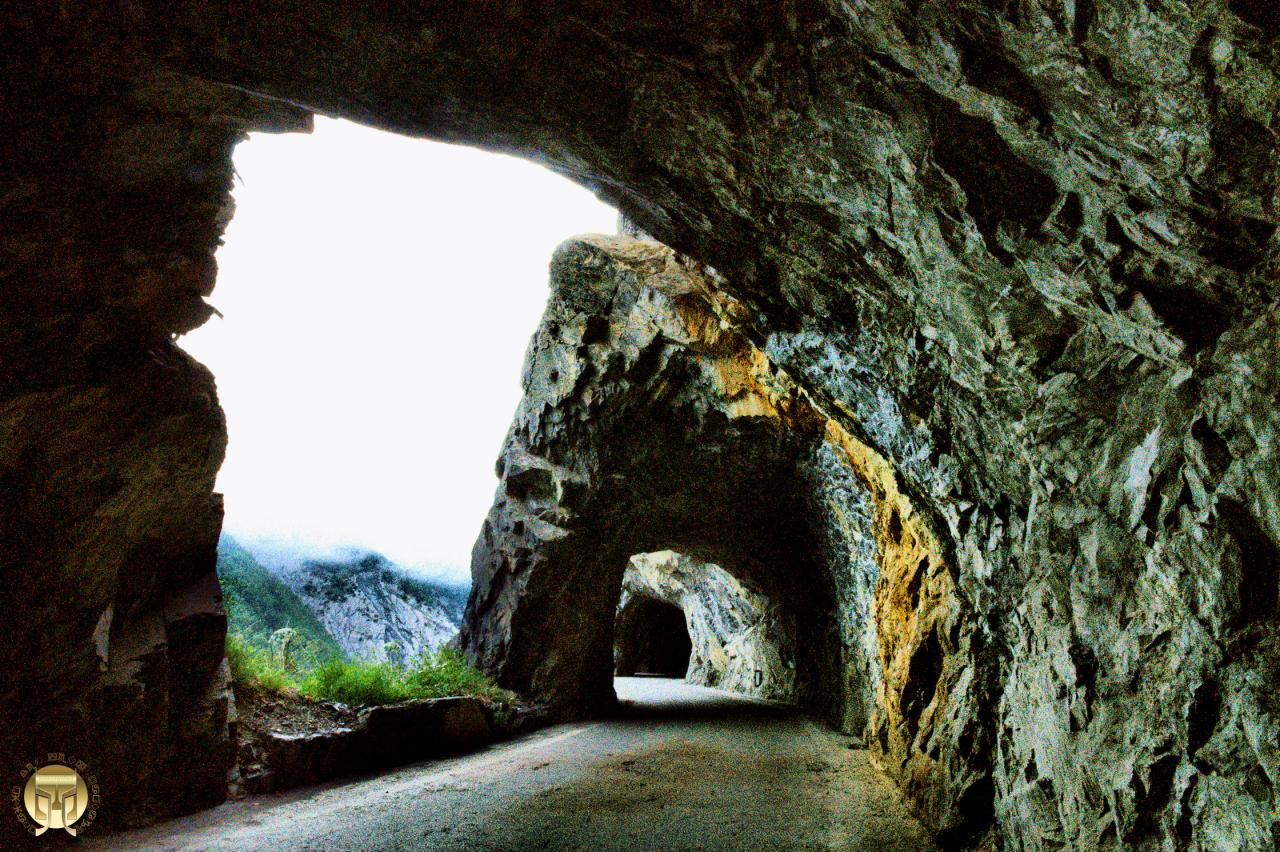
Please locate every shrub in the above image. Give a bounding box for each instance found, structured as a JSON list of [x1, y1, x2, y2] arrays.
[[226, 632, 296, 693], [227, 631, 514, 710], [298, 658, 411, 706], [404, 647, 515, 704]]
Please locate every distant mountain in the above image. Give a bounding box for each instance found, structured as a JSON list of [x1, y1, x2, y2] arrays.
[[216, 535, 344, 667], [227, 534, 471, 587], [274, 551, 467, 664]]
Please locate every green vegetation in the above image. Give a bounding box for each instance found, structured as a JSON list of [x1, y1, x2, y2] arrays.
[[296, 647, 512, 706], [226, 632, 295, 693], [228, 640, 513, 709], [217, 535, 344, 669], [219, 536, 506, 709], [299, 657, 408, 705]]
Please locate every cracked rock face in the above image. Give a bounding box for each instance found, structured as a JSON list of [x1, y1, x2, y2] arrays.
[[6, 3, 1279, 846]]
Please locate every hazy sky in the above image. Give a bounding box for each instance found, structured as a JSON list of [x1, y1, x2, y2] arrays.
[[181, 116, 617, 583]]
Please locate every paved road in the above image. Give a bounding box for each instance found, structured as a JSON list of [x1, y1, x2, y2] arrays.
[[98, 678, 934, 851]]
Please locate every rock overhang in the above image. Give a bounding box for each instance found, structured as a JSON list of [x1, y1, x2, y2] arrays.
[[3, 5, 1278, 847]]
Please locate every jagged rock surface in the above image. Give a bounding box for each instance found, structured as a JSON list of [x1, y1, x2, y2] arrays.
[[279, 555, 462, 663], [5, 4, 1279, 847]]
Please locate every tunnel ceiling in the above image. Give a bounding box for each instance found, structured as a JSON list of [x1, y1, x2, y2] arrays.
[[3, 3, 1279, 848]]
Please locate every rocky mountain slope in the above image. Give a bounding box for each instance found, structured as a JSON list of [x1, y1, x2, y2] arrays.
[[272, 551, 467, 664], [216, 535, 343, 668]]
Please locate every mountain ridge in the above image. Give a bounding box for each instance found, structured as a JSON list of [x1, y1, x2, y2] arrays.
[[265, 547, 466, 664]]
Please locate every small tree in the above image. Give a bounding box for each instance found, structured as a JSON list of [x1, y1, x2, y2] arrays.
[[269, 627, 299, 674]]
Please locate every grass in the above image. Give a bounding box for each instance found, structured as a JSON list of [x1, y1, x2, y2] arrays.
[[227, 631, 515, 710], [299, 658, 410, 705], [226, 632, 295, 693], [298, 647, 516, 706], [403, 647, 515, 703]]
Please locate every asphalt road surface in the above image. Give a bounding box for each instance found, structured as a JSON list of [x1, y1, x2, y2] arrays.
[[97, 678, 934, 851]]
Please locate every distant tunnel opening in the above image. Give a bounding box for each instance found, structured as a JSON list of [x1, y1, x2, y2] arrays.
[[614, 596, 693, 678]]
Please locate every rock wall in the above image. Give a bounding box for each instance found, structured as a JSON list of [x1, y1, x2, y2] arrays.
[[0, 38, 310, 833], [618, 551, 800, 701], [6, 3, 1279, 847]]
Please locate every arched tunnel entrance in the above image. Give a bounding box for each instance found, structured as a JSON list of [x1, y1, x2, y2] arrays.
[[460, 235, 976, 837], [612, 551, 803, 703], [460, 236, 956, 737], [614, 594, 691, 678]]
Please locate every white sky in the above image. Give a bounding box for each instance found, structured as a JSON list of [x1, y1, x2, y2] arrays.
[[181, 116, 617, 584]]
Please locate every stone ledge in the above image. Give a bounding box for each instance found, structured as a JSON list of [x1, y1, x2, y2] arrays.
[[240, 696, 546, 795]]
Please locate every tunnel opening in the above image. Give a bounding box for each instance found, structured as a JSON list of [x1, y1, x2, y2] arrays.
[[614, 595, 692, 678], [610, 551, 808, 704], [165, 116, 622, 794], [183, 114, 615, 593], [2, 104, 983, 839]]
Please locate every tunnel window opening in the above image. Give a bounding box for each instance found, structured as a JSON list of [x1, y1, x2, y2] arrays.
[[178, 116, 616, 709], [611, 551, 811, 706], [614, 595, 693, 679]]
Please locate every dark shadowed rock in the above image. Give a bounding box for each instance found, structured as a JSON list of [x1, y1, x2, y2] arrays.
[[361, 696, 495, 767], [239, 695, 498, 794], [252, 728, 359, 794], [0, 57, 309, 836]]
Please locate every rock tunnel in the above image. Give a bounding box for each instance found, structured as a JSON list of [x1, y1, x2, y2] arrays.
[[4, 3, 1279, 848], [462, 241, 855, 729], [616, 550, 803, 701], [614, 591, 692, 679], [460, 235, 982, 837]]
